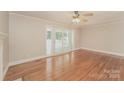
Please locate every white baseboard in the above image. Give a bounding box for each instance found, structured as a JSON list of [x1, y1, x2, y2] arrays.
[[9, 48, 81, 66], [3, 47, 124, 80], [71, 48, 81, 51], [10, 47, 124, 67], [9, 55, 48, 66], [81, 47, 124, 57]]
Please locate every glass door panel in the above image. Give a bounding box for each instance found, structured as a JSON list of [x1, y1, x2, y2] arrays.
[[46, 27, 72, 55], [55, 31, 62, 53], [46, 31, 52, 55], [63, 31, 71, 52]]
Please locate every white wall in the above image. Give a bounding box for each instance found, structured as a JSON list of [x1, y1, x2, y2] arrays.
[[0, 12, 9, 79], [81, 20, 124, 55], [72, 28, 81, 49], [9, 13, 80, 63]]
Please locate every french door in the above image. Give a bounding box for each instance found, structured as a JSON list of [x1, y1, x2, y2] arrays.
[[46, 28, 72, 55]]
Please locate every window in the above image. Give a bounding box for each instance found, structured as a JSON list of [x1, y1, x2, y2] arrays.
[[46, 27, 72, 55], [47, 31, 51, 39]]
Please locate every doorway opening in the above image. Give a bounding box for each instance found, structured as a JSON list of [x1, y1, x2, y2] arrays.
[[46, 27, 72, 55]]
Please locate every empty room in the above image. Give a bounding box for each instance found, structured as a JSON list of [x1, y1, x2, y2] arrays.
[[0, 11, 124, 81]]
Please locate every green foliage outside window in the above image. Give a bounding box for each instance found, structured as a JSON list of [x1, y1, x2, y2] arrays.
[[47, 31, 51, 39], [56, 32, 62, 40]]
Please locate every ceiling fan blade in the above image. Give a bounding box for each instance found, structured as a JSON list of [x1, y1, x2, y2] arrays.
[[79, 16, 88, 22], [82, 19, 88, 22], [83, 13, 94, 16]]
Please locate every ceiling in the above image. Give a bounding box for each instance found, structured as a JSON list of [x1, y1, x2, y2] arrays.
[[12, 11, 124, 26]]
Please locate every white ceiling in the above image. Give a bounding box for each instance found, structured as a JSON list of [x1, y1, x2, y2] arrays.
[[12, 11, 124, 26]]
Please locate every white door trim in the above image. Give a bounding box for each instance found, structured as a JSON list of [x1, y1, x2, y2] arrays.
[[0, 32, 7, 80]]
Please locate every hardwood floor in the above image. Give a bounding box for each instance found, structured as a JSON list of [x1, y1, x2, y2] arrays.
[[4, 49, 124, 81]]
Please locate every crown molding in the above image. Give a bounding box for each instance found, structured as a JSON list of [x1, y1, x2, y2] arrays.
[[10, 13, 73, 29], [80, 14, 124, 29], [10, 12, 124, 30], [82, 18, 124, 30], [10, 12, 85, 30]]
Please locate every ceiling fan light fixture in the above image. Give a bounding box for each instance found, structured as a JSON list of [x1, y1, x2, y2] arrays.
[[72, 11, 80, 24], [72, 18, 80, 24], [71, 11, 93, 24]]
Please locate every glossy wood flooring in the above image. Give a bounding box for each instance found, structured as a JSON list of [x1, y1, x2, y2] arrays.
[[4, 49, 124, 81]]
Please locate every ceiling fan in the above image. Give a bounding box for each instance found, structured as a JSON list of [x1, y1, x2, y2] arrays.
[[70, 11, 93, 24]]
